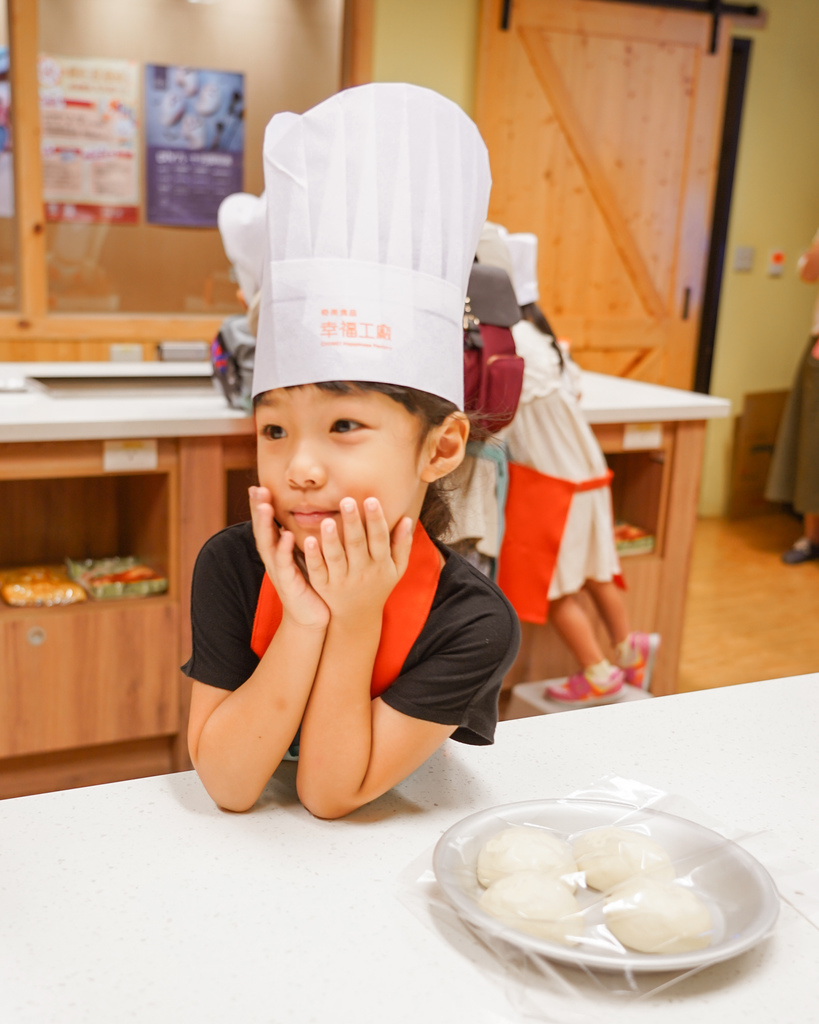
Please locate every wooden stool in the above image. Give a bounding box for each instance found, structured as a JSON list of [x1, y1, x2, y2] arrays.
[[505, 679, 653, 719]]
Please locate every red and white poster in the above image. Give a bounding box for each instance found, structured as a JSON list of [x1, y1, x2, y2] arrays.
[[38, 55, 140, 224]]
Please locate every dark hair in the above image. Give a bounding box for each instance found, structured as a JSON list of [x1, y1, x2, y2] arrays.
[[520, 301, 565, 371], [254, 380, 460, 540]]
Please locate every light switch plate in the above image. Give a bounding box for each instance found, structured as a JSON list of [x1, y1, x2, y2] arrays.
[[733, 245, 754, 272]]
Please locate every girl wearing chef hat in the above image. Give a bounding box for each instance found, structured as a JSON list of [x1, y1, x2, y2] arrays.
[[184, 84, 520, 817], [491, 232, 660, 706]]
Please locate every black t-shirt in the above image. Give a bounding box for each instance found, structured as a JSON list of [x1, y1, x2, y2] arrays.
[[181, 521, 521, 745]]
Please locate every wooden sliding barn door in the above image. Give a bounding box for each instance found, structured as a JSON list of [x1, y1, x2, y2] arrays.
[[474, 0, 733, 387]]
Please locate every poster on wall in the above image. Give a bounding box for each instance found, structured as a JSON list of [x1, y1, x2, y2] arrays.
[[38, 55, 140, 224], [0, 48, 13, 219], [144, 64, 244, 228]]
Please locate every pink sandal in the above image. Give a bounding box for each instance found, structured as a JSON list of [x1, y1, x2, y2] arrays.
[[619, 632, 661, 691], [545, 668, 624, 706]]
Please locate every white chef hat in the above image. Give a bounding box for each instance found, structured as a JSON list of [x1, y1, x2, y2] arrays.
[[217, 192, 267, 304], [504, 232, 539, 306], [476, 220, 515, 281], [253, 83, 492, 407]]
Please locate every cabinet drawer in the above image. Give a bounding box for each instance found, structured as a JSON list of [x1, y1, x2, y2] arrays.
[[0, 600, 179, 757]]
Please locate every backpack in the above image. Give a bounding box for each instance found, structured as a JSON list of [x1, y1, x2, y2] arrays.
[[463, 263, 525, 433], [210, 269, 525, 429], [210, 314, 256, 412]]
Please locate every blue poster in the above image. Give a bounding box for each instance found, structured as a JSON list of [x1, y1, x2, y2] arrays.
[[145, 64, 244, 227]]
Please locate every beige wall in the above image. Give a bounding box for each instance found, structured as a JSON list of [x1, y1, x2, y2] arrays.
[[371, 0, 480, 114], [371, 0, 819, 517], [700, 0, 819, 514]]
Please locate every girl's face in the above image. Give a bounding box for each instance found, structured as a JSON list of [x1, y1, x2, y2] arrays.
[[255, 385, 432, 549]]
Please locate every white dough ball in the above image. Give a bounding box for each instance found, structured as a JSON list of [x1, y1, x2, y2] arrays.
[[604, 877, 712, 954], [572, 827, 675, 891], [477, 826, 577, 888], [479, 871, 585, 945]]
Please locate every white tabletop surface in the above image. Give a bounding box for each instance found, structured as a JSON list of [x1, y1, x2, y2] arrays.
[[0, 362, 730, 442], [0, 675, 815, 1024]]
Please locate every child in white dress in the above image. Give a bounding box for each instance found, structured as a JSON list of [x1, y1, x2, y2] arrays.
[[496, 232, 659, 705]]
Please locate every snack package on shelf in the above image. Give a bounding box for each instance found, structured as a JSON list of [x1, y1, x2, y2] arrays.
[[614, 521, 655, 557], [66, 557, 168, 600], [0, 565, 88, 607]]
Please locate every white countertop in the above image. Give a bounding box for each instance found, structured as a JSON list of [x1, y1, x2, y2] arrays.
[[0, 676, 815, 1024], [0, 362, 730, 443], [577, 371, 730, 424]]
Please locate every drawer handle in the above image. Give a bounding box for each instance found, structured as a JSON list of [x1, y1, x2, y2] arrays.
[[27, 626, 47, 647]]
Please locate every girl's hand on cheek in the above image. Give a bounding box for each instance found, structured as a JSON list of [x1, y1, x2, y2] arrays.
[[304, 497, 413, 628], [249, 486, 329, 631]]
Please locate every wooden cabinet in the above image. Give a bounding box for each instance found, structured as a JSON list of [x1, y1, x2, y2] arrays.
[[0, 406, 708, 794], [1, 600, 178, 756], [0, 439, 181, 797]]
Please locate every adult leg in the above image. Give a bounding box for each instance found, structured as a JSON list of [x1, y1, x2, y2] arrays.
[[782, 512, 819, 563]]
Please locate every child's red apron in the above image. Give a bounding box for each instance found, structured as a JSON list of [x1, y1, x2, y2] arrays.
[[497, 463, 623, 625], [250, 523, 442, 697]]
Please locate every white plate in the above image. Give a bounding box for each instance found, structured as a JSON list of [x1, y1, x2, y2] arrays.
[[433, 799, 780, 973]]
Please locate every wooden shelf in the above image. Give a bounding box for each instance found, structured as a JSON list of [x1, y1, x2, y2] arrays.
[[0, 438, 182, 795], [0, 438, 178, 480], [0, 592, 176, 618]]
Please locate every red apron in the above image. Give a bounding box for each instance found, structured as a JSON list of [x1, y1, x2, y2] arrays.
[[250, 523, 442, 698], [497, 462, 623, 625]]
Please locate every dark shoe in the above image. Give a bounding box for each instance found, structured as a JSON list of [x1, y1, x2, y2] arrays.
[[782, 537, 819, 564]]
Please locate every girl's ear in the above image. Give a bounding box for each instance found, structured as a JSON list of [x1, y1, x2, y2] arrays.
[[420, 412, 470, 482]]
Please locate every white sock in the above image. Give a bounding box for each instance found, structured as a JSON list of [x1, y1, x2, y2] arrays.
[[585, 659, 615, 685], [614, 634, 639, 668]]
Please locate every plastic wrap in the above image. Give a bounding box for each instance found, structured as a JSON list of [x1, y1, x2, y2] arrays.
[[397, 776, 814, 1021], [0, 564, 87, 607], [66, 557, 168, 600]]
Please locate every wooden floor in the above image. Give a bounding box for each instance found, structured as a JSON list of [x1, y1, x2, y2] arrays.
[[677, 512, 819, 692]]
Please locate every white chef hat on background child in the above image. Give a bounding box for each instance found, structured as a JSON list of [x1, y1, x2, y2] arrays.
[[504, 232, 539, 306], [216, 192, 267, 305], [253, 83, 492, 407], [476, 220, 514, 280]]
